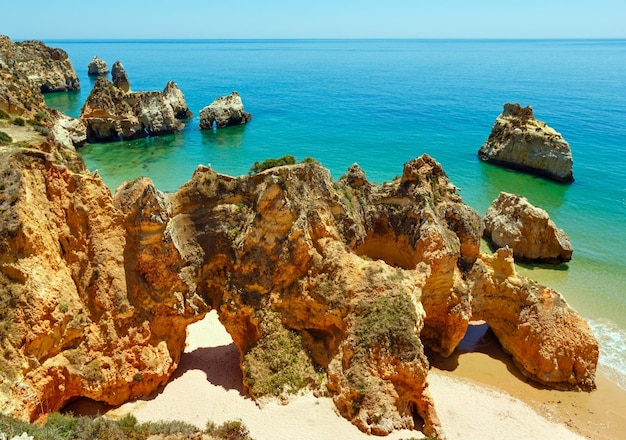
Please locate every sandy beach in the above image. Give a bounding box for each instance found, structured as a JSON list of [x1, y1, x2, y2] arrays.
[[79, 312, 622, 440]]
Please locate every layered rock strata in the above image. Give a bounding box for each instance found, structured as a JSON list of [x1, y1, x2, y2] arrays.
[[199, 91, 251, 129], [484, 192, 573, 263], [87, 56, 109, 76], [478, 103, 574, 182], [0, 143, 598, 438], [80, 76, 191, 142]]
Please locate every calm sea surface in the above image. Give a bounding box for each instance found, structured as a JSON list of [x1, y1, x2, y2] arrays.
[[44, 39, 626, 387]]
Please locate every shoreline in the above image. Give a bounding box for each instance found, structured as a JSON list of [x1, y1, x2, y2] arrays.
[[430, 322, 626, 440], [83, 312, 622, 440]]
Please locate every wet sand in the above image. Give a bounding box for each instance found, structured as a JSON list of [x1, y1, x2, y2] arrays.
[[429, 321, 626, 440]]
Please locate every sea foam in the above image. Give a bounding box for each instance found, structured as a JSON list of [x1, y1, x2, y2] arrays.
[[589, 319, 626, 390]]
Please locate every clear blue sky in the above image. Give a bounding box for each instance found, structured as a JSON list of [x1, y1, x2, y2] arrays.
[[4, 0, 625, 40]]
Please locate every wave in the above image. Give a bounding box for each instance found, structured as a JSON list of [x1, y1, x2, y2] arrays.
[[588, 319, 626, 390]]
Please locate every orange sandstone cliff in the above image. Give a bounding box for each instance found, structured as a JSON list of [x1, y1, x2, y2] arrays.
[[0, 141, 598, 438]]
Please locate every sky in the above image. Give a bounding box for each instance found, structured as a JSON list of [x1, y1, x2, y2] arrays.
[[3, 0, 626, 40]]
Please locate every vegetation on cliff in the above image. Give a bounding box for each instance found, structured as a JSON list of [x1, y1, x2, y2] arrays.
[[0, 413, 254, 440]]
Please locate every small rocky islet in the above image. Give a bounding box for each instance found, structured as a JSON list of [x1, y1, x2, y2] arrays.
[[0, 36, 593, 439]]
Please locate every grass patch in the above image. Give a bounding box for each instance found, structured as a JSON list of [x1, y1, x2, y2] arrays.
[[242, 311, 320, 398], [0, 413, 254, 440], [0, 131, 12, 145], [248, 155, 296, 175], [352, 293, 422, 366]]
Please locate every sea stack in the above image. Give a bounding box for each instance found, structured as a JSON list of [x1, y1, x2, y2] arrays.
[[87, 56, 109, 76], [111, 60, 130, 92], [478, 103, 574, 183], [483, 192, 573, 263], [199, 91, 252, 129]]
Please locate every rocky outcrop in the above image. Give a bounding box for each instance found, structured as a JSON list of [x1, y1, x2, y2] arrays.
[[164, 81, 192, 119], [0, 36, 79, 93], [484, 192, 573, 263], [0, 141, 598, 438], [0, 146, 205, 423], [470, 248, 598, 390], [199, 91, 251, 129], [478, 103, 574, 183], [87, 56, 109, 76], [0, 36, 86, 150], [111, 60, 130, 92], [80, 76, 191, 142]]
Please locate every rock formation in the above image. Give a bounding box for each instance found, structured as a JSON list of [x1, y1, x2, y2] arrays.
[[80, 76, 191, 142], [111, 60, 130, 92], [87, 56, 109, 76], [0, 36, 79, 93], [470, 247, 597, 390], [478, 103, 574, 183], [0, 36, 86, 149], [484, 192, 573, 263], [0, 135, 598, 438], [199, 91, 251, 129], [0, 146, 205, 423]]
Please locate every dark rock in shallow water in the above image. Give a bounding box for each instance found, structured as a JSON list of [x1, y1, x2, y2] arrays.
[[87, 56, 109, 76], [478, 103, 574, 183], [483, 191, 573, 263], [199, 91, 252, 129]]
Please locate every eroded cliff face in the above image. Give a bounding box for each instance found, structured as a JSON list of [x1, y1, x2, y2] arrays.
[[0, 146, 206, 422], [0, 36, 86, 149], [0, 142, 598, 438]]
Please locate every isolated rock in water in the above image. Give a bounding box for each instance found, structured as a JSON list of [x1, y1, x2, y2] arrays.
[[80, 76, 189, 142], [478, 103, 574, 182], [163, 81, 192, 119], [0, 36, 79, 96], [111, 60, 130, 92], [483, 192, 573, 263], [199, 91, 251, 129], [87, 56, 109, 76], [470, 248, 598, 390]]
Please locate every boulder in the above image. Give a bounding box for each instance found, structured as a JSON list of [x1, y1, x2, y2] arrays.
[[87, 56, 109, 76], [470, 248, 598, 390], [199, 91, 251, 129], [478, 103, 574, 182], [111, 60, 130, 92], [483, 192, 573, 263], [80, 76, 190, 142]]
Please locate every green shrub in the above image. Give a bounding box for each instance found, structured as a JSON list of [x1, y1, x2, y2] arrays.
[[0, 109, 10, 119], [0, 131, 12, 144], [12, 117, 25, 126], [206, 420, 252, 440], [248, 155, 296, 175]]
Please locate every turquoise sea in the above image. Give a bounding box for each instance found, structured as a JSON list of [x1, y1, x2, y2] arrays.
[[43, 39, 626, 388]]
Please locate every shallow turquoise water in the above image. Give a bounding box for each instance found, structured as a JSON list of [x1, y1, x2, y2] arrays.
[[44, 39, 626, 386]]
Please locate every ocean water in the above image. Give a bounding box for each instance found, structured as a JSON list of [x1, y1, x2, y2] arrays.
[[43, 39, 626, 388]]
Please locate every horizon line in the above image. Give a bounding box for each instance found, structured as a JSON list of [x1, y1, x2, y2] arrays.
[[28, 36, 626, 43]]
